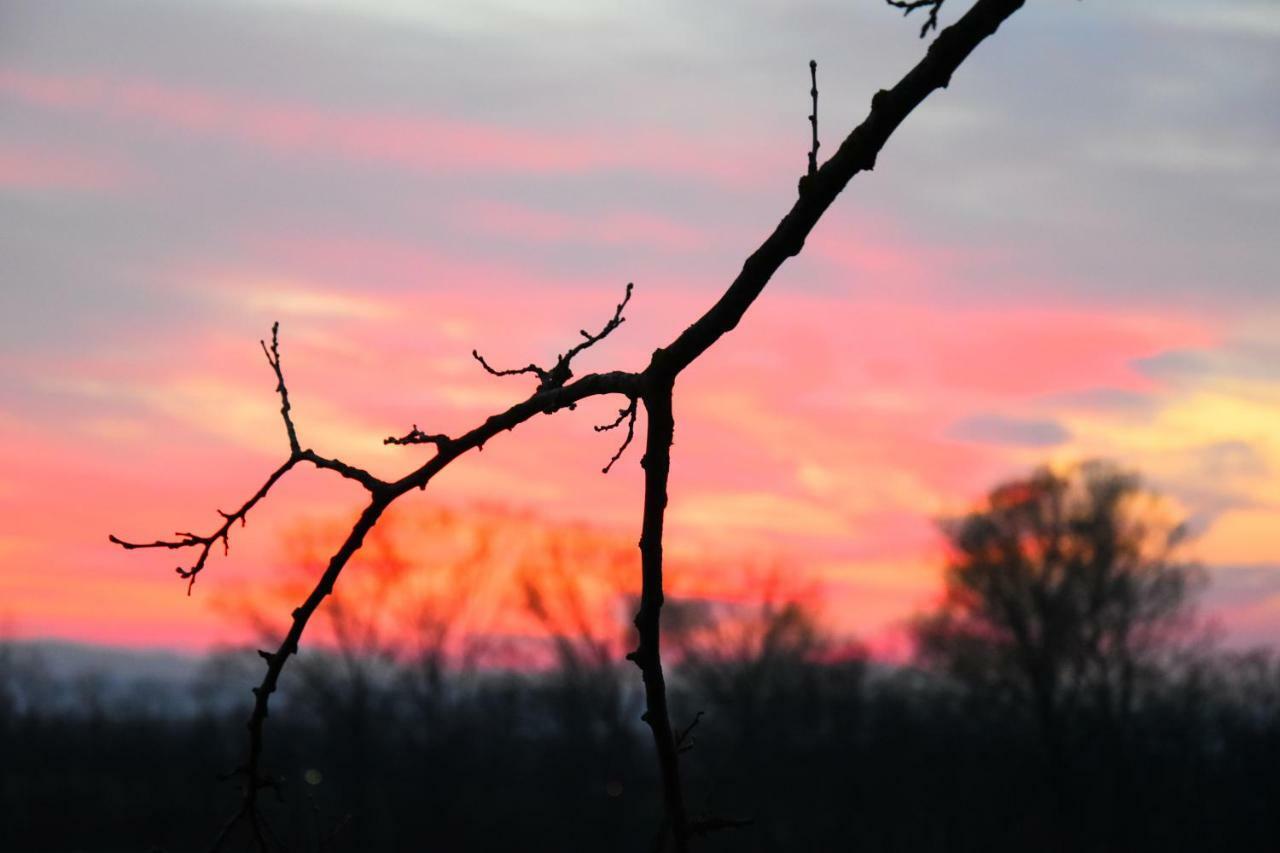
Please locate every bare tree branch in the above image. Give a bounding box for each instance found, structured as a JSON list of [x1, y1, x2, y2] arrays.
[[295, 449, 387, 492], [626, 379, 688, 850], [110, 327, 387, 591], [260, 322, 300, 455], [887, 0, 948, 38], [109, 459, 297, 594], [807, 60, 820, 178], [382, 425, 452, 449], [116, 0, 1031, 846], [234, 496, 391, 851], [469, 351, 546, 382], [657, 0, 1024, 379], [558, 280, 634, 371], [384, 371, 641, 497], [472, 281, 634, 391], [595, 397, 639, 474], [675, 709, 704, 753]]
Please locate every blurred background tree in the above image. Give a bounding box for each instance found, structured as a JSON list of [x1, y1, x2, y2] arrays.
[[911, 460, 1209, 836]]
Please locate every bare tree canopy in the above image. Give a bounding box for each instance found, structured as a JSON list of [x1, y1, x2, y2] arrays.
[[914, 461, 1206, 753]]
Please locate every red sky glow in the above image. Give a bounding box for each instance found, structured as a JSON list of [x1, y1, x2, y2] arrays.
[[2, 0, 1279, 658]]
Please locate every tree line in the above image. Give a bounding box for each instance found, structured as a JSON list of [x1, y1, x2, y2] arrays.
[[9, 461, 1280, 852]]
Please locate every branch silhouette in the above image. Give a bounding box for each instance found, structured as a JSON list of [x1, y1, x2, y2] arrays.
[[595, 397, 639, 474], [109, 323, 386, 594], [807, 60, 819, 178], [887, 0, 949, 38], [111, 1, 1029, 849], [471, 281, 633, 391]]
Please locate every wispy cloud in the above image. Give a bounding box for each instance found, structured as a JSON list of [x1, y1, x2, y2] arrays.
[[0, 141, 133, 192], [3, 0, 1280, 651], [0, 69, 775, 186], [947, 414, 1070, 448]]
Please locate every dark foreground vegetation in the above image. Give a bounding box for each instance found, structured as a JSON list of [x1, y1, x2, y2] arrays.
[[3, 630, 1280, 853], [9, 463, 1280, 852]]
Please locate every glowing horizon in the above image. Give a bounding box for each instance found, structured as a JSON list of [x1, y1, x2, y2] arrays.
[[2, 0, 1279, 656]]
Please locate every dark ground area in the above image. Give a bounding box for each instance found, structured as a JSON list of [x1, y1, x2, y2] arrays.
[[3, 640, 1279, 853], [9, 465, 1278, 851]]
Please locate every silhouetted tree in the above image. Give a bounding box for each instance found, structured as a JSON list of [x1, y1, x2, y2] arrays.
[[913, 461, 1205, 766], [675, 575, 837, 728]]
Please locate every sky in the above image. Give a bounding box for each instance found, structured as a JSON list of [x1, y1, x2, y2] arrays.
[[1, 0, 1279, 655]]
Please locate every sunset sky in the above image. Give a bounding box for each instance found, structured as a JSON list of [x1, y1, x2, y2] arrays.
[[2, 0, 1278, 655]]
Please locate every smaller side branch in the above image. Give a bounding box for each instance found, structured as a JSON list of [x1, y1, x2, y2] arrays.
[[264, 323, 386, 491], [594, 397, 639, 474], [260, 322, 300, 455], [675, 709, 703, 754], [471, 351, 547, 384], [886, 0, 947, 37], [472, 281, 634, 391], [561, 280, 634, 371], [807, 60, 819, 178], [109, 458, 298, 594], [656, 0, 1025, 378], [298, 449, 388, 493], [391, 370, 643, 494], [383, 425, 453, 449], [111, 325, 389, 592]]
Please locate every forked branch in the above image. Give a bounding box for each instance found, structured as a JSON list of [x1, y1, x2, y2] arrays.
[[595, 397, 639, 474], [472, 281, 634, 391], [109, 324, 386, 592], [116, 1, 1030, 848], [109, 459, 296, 594], [887, 0, 949, 37]]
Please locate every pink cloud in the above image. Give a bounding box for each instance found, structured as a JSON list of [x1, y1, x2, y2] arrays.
[[461, 199, 709, 252], [805, 211, 1001, 294], [0, 201, 1236, 652], [686, 291, 1216, 402], [0, 69, 785, 186], [239, 233, 607, 295], [0, 141, 131, 191]]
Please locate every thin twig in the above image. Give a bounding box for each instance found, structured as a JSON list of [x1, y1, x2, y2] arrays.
[[471, 352, 547, 383], [886, 0, 947, 37], [110, 329, 386, 591], [676, 710, 704, 749], [472, 282, 633, 391], [808, 60, 819, 177], [595, 397, 639, 474], [260, 321, 300, 455], [109, 458, 297, 593], [383, 425, 453, 448]]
